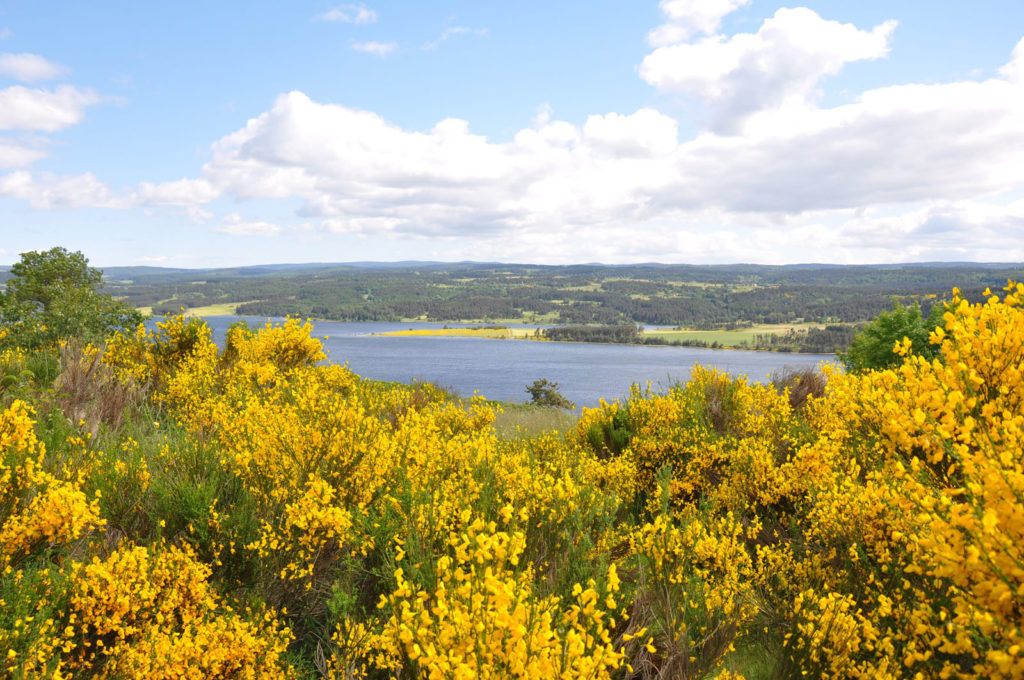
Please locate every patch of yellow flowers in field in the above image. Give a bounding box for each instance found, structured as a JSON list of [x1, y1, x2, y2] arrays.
[[1, 282, 1022, 678]]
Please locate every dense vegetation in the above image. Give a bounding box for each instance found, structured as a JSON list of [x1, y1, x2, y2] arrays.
[[0, 247, 143, 352], [100, 262, 1024, 329], [538, 323, 857, 353], [3, 262, 1024, 678], [542, 325, 643, 344]]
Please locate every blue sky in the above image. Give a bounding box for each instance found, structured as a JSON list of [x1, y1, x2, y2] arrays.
[[2, 1, 1024, 267]]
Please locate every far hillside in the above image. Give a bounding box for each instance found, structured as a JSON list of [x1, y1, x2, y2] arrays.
[[106, 262, 1024, 330]]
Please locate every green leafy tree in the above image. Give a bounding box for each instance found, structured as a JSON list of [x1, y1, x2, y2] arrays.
[[0, 247, 145, 350], [525, 378, 575, 409], [839, 300, 944, 373]]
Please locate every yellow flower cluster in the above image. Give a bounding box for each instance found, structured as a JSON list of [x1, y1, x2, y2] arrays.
[[628, 510, 756, 677], [251, 474, 355, 584], [0, 479, 103, 559], [1, 400, 105, 564], [68, 544, 292, 679], [380, 517, 624, 679]]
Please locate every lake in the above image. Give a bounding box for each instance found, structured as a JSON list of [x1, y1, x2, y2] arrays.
[[202, 317, 836, 408]]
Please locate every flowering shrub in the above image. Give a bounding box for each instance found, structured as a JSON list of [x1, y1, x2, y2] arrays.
[[379, 517, 624, 679]]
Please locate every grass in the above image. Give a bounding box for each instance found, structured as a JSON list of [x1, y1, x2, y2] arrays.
[[642, 322, 825, 347], [710, 637, 777, 680], [491, 402, 579, 440], [183, 302, 248, 316], [136, 301, 259, 317]]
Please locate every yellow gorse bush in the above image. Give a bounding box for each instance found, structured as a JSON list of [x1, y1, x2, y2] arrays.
[[67, 543, 292, 679], [0, 479, 103, 560], [1, 400, 105, 565], [380, 517, 624, 679]]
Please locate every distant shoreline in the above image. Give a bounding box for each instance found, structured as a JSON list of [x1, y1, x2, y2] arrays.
[[371, 326, 837, 355]]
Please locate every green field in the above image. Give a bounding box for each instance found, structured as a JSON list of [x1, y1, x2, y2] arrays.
[[182, 302, 246, 316], [642, 322, 825, 347]]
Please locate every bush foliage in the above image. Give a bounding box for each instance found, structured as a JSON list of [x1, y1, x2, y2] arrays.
[[525, 378, 575, 409], [0, 247, 144, 352], [839, 299, 944, 372]]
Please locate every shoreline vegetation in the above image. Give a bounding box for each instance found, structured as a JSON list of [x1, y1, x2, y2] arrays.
[[375, 322, 847, 354]]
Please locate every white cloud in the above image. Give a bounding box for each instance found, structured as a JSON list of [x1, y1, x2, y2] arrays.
[[181, 29, 1024, 261], [999, 35, 1024, 83], [832, 199, 1024, 263], [0, 85, 100, 131], [135, 178, 221, 206], [0, 28, 11, 40], [641, 7, 896, 133], [0, 171, 127, 209], [351, 41, 396, 57], [321, 215, 403, 234], [0, 53, 68, 82], [216, 213, 284, 236], [0, 139, 46, 168], [422, 26, 487, 51], [647, 0, 750, 46], [185, 206, 214, 223], [318, 4, 376, 24], [582, 109, 678, 157]]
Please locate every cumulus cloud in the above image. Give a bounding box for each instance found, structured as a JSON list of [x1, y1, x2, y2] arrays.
[[318, 4, 376, 24], [647, 0, 750, 46], [0, 53, 68, 82], [135, 178, 221, 206], [999, 36, 1024, 83], [582, 109, 678, 157], [641, 7, 896, 133], [422, 26, 487, 51], [215, 213, 316, 237], [216, 212, 285, 236], [0, 139, 46, 168], [351, 41, 396, 57], [183, 38, 1024, 254], [0, 85, 100, 131], [0, 171, 127, 209], [834, 199, 1024, 263]]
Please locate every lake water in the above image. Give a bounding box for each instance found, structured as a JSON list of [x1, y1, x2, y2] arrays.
[[202, 317, 835, 408]]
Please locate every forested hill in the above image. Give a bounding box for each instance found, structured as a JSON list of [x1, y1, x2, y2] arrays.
[[104, 261, 1024, 328]]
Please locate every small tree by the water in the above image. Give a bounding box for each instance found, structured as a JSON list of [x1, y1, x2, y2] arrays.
[[0, 247, 144, 351], [525, 378, 575, 409], [839, 299, 944, 373]]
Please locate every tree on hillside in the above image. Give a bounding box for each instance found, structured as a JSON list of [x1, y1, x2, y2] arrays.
[[0, 247, 145, 350], [525, 378, 575, 409], [839, 300, 944, 373]]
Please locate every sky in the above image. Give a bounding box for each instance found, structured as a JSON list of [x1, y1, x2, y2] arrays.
[[1, 1, 1024, 268]]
